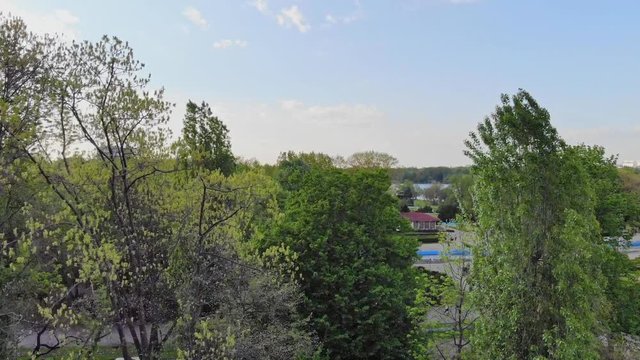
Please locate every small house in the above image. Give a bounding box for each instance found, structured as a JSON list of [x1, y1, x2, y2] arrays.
[[401, 212, 440, 231]]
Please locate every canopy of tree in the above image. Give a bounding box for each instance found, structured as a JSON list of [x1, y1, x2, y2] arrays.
[[465, 90, 640, 359], [261, 155, 418, 359]]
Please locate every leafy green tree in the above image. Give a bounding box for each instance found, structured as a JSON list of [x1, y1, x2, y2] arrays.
[[180, 100, 235, 176], [437, 202, 459, 222], [465, 90, 608, 359], [264, 167, 417, 359], [619, 167, 640, 194], [274, 151, 335, 195], [397, 180, 416, 208], [411, 229, 475, 359], [3, 29, 313, 360], [343, 150, 398, 168], [450, 174, 475, 221], [423, 183, 444, 204], [567, 145, 640, 336], [0, 14, 59, 357]]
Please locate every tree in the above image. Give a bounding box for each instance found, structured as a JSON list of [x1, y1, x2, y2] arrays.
[[0, 14, 59, 357], [567, 146, 640, 336], [343, 150, 398, 168], [264, 167, 417, 359], [619, 167, 640, 194], [423, 184, 444, 203], [389, 167, 469, 184], [397, 180, 416, 208], [0, 15, 319, 360], [436, 202, 459, 222], [411, 229, 476, 359], [465, 90, 607, 358], [180, 100, 235, 176], [450, 174, 475, 221]]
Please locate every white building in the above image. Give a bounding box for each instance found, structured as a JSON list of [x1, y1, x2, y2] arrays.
[[621, 160, 640, 168]]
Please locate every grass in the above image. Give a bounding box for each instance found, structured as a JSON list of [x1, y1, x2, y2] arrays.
[[407, 231, 441, 243], [18, 346, 177, 359], [413, 199, 430, 208]]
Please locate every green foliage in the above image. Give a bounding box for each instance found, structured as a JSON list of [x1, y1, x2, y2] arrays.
[[465, 90, 607, 359], [265, 167, 417, 359], [0, 14, 61, 358], [604, 252, 640, 335], [568, 145, 640, 238], [0, 15, 316, 359], [408, 271, 450, 360], [179, 100, 235, 176], [336, 150, 399, 168], [437, 202, 459, 222], [565, 146, 640, 336], [450, 173, 475, 221], [619, 167, 640, 194]]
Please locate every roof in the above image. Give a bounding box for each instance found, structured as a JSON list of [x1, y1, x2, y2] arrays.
[[401, 212, 440, 223]]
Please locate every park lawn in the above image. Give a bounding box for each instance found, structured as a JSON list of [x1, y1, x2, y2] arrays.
[[413, 199, 430, 208]]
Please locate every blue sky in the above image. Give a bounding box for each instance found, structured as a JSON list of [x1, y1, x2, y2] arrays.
[[3, 0, 639, 166]]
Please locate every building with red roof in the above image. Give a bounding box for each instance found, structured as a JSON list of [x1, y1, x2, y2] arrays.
[[401, 211, 440, 231]]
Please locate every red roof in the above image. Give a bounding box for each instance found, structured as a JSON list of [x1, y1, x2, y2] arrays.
[[401, 212, 440, 222]]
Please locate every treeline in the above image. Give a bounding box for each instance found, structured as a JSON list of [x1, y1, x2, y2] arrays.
[[390, 166, 469, 184], [2, 13, 640, 360]]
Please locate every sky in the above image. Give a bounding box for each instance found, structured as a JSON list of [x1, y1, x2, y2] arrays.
[[2, 0, 639, 166]]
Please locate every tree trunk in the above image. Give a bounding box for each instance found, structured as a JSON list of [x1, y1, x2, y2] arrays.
[[116, 323, 132, 360]]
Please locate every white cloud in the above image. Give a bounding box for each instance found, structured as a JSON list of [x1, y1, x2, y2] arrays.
[[280, 99, 304, 110], [0, 0, 80, 39], [182, 6, 208, 30], [280, 100, 384, 126], [277, 5, 310, 33], [325, 14, 337, 24], [325, 13, 361, 25], [325, 0, 363, 26], [250, 0, 269, 14], [213, 39, 249, 49]]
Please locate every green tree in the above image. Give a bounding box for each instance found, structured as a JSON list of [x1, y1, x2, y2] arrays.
[[0, 14, 59, 357], [567, 146, 640, 336], [619, 167, 640, 194], [450, 174, 475, 221], [397, 180, 416, 208], [436, 202, 459, 222], [343, 150, 398, 168], [0, 15, 317, 360], [465, 90, 607, 359], [411, 229, 476, 359], [264, 167, 417, 359], [180, 100, 235, 176]]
